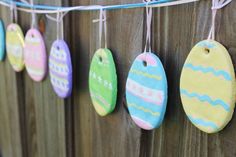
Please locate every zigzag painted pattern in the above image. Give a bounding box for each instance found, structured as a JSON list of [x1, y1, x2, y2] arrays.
[[184, 63, 232, 81], [180, 89, 230, 111], [129, 103, 160, 116], [188, 115, 219, 130]]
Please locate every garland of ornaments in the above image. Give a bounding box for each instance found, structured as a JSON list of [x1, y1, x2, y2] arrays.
[[0, 0, 234, 133]]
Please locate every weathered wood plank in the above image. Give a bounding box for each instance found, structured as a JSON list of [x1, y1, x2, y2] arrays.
[[0, 5, 25, 157], [150, 1, 236, 157], [14, 1, 67, 157], [70, 0, 144, 156]]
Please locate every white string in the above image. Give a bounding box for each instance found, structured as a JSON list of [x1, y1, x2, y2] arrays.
[[10, 1, 17, 23], [151, 0, 198, 7], [0, 0, 199, 14], [58, 12, 64, 40], [104, 10, 107, 48], [144, 0, 153, 53], [207, 0, 232, 40], [93, 7, 107, 48]]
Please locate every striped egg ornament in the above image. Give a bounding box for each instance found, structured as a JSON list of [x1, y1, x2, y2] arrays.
[[24, 28, 47, 82], [0, 19, 5, 61], [49, 40, 72, 98], [126, 52, 168, 130], [6, 23, 25, 72], [89, 48, 117, 116], [180, 40, 236, 133]]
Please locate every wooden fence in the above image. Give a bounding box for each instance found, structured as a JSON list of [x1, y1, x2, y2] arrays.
[[1, 0, 236, 157]]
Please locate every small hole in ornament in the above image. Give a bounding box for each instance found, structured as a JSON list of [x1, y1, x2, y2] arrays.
[[31, 34, 35, 38], [56, 46, 60, 50], [204, 48, 210, 54], [99, 56, 103, 62], [142, 60, 147, 67]]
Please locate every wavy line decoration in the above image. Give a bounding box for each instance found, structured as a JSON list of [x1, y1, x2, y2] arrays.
[[184, 63, 232, 81], [180, 89, 230, 112], [129, 103, 160, 116], [188, 115, 219, 130]]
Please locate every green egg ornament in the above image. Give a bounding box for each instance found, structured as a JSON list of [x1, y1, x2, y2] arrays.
[[89, 48, 117, 116]]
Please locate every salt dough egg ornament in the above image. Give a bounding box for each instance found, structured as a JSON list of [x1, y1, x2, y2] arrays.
[[24, 28, 47, 82], [126, 52, 168, 130], [49, 40, 72, 98], [6, 23, 25, 71], [0, 20, 5, 61], [180, 40, 236, 133], [89, 48, 117, 116]]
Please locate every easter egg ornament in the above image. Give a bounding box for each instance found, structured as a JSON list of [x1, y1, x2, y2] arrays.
[[0, 19, 5, 61], [6, 23, 25, 71], [49, 40, 72, 98], [89, 9, 117, 116], [24, 28, 47, 81], [89, 49, 117, 116], [126, 4, 168, 130], [24, 5, 47, 82], [180, 0, 235, 133], [49, 13, 73, 98]]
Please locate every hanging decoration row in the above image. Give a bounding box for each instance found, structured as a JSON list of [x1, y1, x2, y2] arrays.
[[0, 0, 235, 134]]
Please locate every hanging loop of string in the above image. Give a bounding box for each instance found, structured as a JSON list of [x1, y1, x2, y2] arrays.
[[10, 1, 17, 23], [30, 0, 37, 28], [56, 11, 64, 40], [93, 7, 107, 49], [207, 0, 232, 40], [46, 10, 68, 40], [144, 0, 153, 53]]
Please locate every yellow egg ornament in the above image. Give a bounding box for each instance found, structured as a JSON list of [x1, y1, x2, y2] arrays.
[[6, 23, 25, 72], [180, 40, 235, 133]]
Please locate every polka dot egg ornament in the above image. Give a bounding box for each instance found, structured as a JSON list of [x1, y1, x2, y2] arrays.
[[89, 48, 117, 116], [126, 52, 168, 130], [180, 40, 236, 133], [49, 40, 72, 98], [0, 19, 5, 61], [6, 23, 25, 71], [24, 28, 47, 82]]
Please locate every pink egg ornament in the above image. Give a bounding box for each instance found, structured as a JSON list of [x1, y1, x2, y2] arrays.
[[24, 28, 47, 82]]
